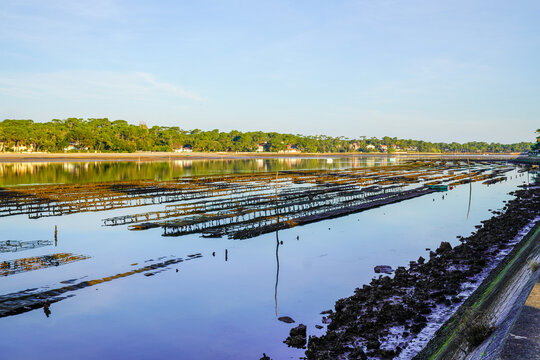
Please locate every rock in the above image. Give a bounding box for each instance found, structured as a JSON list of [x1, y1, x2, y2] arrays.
[[315, 325, 323, 329], [411, 323, 424, 333], [349, 348, 367, 359], [278, 316, 295, 324], [43, 300, 51, 318], [366, 339, 381, 350], [259, 353, 271, 360], [436, 241, 452, 254], [374, 265, 393, 274], [320, 309, 333, 315], [284, 324, 307, 348]]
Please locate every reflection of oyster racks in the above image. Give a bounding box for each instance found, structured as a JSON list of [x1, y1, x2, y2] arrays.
[[0, 253, 90, 277], [0, 240, 52, 253], [0, 253, 202, 318]]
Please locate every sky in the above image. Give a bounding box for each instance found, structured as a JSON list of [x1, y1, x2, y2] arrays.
[[0, 0, 539, 143]]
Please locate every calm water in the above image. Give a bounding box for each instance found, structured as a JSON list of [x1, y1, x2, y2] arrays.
[[0, 157, 403, 186], [0, 157, 531, 359]]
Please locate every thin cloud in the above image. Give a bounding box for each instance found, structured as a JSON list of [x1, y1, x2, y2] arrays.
[[0, 70, 203, 102], [136, 72, 203, 101]]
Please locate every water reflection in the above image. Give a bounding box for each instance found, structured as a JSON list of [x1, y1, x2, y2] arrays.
[[530, 168, 540, 185], [467, 158, 472, 220], [0, 254, 202, 318], [43, 300, 51, 318], [0, 239, 52, 253], [0, 158, 532, 360], [0, 161, 520, 246], [0, 158, 397, 186], [275, 231, 280, 317], [0, 253, 90, 277]]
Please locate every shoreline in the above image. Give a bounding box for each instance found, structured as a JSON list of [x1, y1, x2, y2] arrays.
[[416, 214, 540, 359], [301, 185, 540, 359], [0, 151, 522, 163]]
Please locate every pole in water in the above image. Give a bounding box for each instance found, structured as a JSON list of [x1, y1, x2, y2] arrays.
[[275, 230, 280, 316], [466, 158, 472, 221], [54, 225, 58, 247], [225, 249, 228, 261]]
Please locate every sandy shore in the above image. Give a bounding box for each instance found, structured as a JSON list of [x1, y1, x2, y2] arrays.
[[0, 152, 521, 163]]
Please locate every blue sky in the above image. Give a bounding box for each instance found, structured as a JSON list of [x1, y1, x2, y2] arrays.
[[0, 0, 538, 143]]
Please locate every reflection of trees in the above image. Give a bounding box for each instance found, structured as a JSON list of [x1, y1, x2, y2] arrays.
[[0, 158, 352, 186]]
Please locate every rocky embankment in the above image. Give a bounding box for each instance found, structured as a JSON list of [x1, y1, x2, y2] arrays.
[[303, 186, 539, 359]]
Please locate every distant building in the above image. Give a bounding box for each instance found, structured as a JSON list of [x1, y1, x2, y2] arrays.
[[64, 142, 77, 151], [279, 144, 301, 153], [63, 142, 89, 152], [182, 145, 193, 153], [256, 143, 266, 152], [366, 144, 376, 151], [173, 145, 193, 153], [379, 144, 388, 152]]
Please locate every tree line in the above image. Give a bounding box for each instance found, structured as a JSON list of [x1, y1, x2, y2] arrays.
[[532, 129, 540, 153], [0, 118, 534, 154]]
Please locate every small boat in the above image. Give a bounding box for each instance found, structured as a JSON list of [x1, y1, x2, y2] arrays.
[[128, 222, 159, 231], [427, 184, 449, 192], [201, 228, 224, 238]]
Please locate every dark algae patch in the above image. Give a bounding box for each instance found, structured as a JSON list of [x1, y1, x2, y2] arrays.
[[304, 186, 539, 359]]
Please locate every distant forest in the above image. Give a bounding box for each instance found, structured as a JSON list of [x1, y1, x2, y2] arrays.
[[0, 118, 534, 154]]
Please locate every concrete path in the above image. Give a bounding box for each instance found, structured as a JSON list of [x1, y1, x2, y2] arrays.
[[499, 279, 540, 359]]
